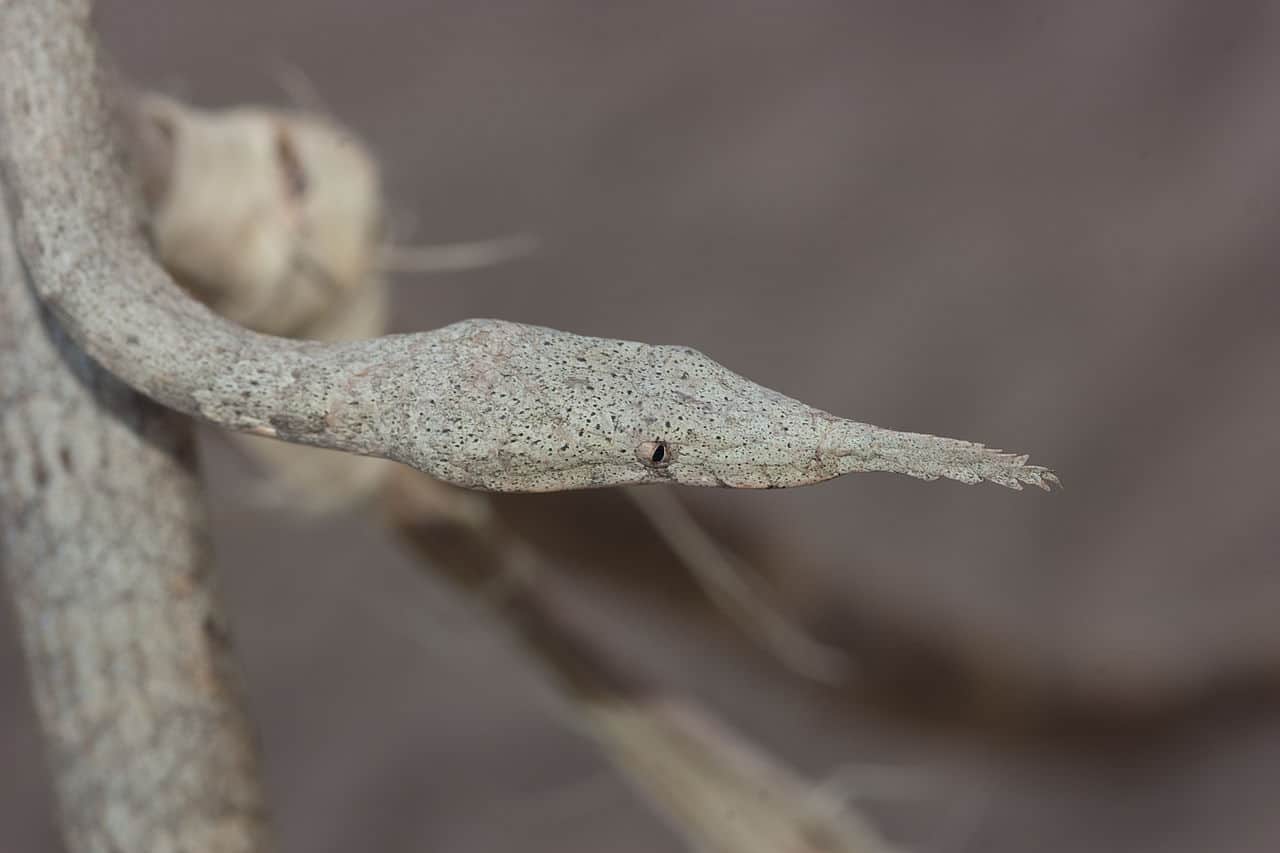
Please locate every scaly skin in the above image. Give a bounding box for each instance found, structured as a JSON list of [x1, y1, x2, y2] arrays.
[[1, 0, 1057, 496], [216, 318, 1058, 493]]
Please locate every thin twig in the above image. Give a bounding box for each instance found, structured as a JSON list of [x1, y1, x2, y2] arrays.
[[626, 487, 852, 684], [379, 235, 539, 275], [383, 468, 900, 853]]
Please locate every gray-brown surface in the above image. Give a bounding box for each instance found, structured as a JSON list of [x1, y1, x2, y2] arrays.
[[0, 94, 271, 853], [4, 1, 1279, 851], [0, 0, 1055, 500]]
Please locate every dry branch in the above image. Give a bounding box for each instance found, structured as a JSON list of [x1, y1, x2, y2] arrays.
[[0, 0, 1056, 496], [0, 159, 272, 852], [625, 486, 853, 684], [385, 470, 899, 853]]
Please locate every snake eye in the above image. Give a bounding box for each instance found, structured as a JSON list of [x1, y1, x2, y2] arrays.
[[636, 439, 673, 468]]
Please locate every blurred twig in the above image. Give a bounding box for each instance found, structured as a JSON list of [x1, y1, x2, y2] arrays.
[[379, 235, 539, 275], [384, 469, 899, 853], [626, 486, 852, 685]]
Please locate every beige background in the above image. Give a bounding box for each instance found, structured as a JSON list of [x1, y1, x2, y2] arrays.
[[4, 2, 1279, 850]]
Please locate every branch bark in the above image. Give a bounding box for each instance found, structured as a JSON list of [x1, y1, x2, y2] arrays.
[[0, 162, 272, 852], [0, 0, 1056, 496]]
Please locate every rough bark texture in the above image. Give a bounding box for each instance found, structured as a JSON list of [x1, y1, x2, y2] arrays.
[[0, 0, 1054, 497], [0, 94, 272, 853]]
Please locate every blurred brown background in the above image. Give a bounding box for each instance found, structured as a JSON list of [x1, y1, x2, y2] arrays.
[[4, 1, 1280, 850]]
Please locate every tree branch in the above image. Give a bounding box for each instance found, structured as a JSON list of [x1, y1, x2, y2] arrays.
[[0, 0, 1057, 495], [0, 153, 272, 853], [385, 470, 899, 853]]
